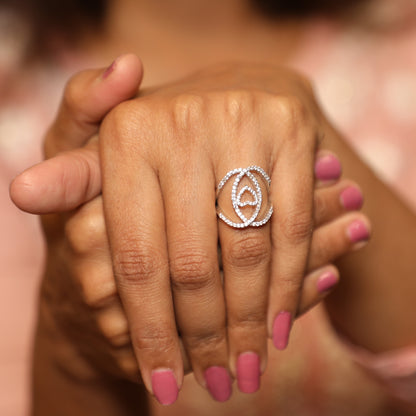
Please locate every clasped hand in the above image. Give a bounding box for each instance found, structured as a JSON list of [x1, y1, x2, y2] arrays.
[[11, 57, 370, 404]]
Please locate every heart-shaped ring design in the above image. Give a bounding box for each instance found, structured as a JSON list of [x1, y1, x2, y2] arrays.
[[216, 166, 273, 229]]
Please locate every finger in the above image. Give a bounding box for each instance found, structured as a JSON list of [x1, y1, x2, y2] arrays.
[[308, 213, 371, 271], [268, 126, 316, 351], [314, 180, 364, 227], [45, 54, 143, 157], [314, 150, 342, 185], [297, 265, 340, 316], [10, 138, 101, 214], [101, 146, 182, 406], [217, 165, 271, 395], [162, 155, 231, 402], [96, 300, 194, 381]]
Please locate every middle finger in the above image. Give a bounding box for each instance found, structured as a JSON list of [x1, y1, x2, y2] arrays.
[[161, 154, 232, 402]]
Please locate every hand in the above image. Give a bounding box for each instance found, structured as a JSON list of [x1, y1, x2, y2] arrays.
[[10, 54, 147, 382], [11, 60, 370, 404]]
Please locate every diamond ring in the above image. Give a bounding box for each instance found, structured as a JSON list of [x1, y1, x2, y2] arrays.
[[216, 166, 273, 229]]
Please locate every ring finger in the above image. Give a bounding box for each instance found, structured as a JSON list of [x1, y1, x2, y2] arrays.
[[217, 160, 272, 394]]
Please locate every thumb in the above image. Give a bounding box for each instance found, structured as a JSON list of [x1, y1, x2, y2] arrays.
[[10, 139, 101, 214], [45, 53, 143, 157]]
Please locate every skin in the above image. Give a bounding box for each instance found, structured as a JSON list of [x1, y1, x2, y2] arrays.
[[8, 0, 416, 413], [12, 57, 370, 411]]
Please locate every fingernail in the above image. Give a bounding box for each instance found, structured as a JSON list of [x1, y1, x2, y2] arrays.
[[204, 366, 232, 402], [340, 186, 363, 210], [272, 311, 292, 350], [315, 154, 342, 181], [102, 59, 117, 79], [347, 219, 370, 243], [237, 352, 260, 393], [151, 369, 178, 405], [317, 271, 338, 293]]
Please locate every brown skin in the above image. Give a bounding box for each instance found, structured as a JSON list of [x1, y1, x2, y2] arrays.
[[25, 60, 416, 416], [323, 121, 416, 353], [9, 0, 416, 414], [17, 62, 370, 415]]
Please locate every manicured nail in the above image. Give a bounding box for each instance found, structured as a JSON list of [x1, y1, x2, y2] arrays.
[[237, 352, 260, 393], [151, 369, 178, 405], [272, 311, 292, 350], [347, 219, 370, 243], [102, 59, 117, 79], [314, 154, 342, 181], [317, 271, 338, 293], [204, 366, 232, 402], [340, 186, 363, 210]]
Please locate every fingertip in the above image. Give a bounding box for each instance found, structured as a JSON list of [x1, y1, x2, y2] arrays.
[[347, 215, 371, 247], [151, 369, 179, 406], [314, 150, 342, 183], [99, 53, 143, 97], [316, 267, 340, 294], [9, 170, 37, 213], [9, 162, 64, 214]]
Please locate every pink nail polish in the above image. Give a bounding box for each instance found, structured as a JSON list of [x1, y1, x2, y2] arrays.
[[340, 186, 363, 210], [316, 271, 338, 293], [237, 352, 260, 393], [314, 154, 342, 181], [347, 219, 370, 243], [204, 366, 232, 402], [151, 369, 178, 405], [272, 311, 292, 350], [102, 59, 117, 79]]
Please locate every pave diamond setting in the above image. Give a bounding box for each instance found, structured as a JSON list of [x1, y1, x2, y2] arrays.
[[216, 166, 273, 229]]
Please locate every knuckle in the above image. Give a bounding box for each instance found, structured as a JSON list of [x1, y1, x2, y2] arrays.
[[131, 326, 176, 355], [171, 93, 204, 131], [185, 330, 224, 353], [101, 101, 151, 150], [96, 305, 131, 348], [114, 243, 166, 287], [105, 332, 131, 348], [280, 209, 313, 245], [222, 90, 255, 125], [225, 233, 270, 269], [170, 250, 215, 292], [76, 268, 117, 309], [65, 209, 105, 255], [117, 353, 139, 378], [280, 95, 308, 125], [277, 275, 303, 296], [267, 94, 310, 137], [229, 310, 266, 332]]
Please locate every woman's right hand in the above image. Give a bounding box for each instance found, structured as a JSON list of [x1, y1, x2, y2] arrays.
[[11, 59, 370, 404]]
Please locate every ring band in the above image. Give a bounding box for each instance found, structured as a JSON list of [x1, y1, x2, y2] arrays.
[[216, 166, 273, 229]]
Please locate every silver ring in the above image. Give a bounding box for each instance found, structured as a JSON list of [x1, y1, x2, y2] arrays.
[[216, 166, 273, 229]]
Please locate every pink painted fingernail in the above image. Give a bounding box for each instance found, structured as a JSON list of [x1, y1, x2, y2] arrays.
[[102, 59, 117, 79], [317, 271, 338, 293], [272, 311, 292, 350], [204, 366, 232, 402], [151, 369, 178, 405], [347, 219, 370, 243], [237, 352, 260, 393], [340, 186, 363, 210], [315, 154, 342, 181]]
